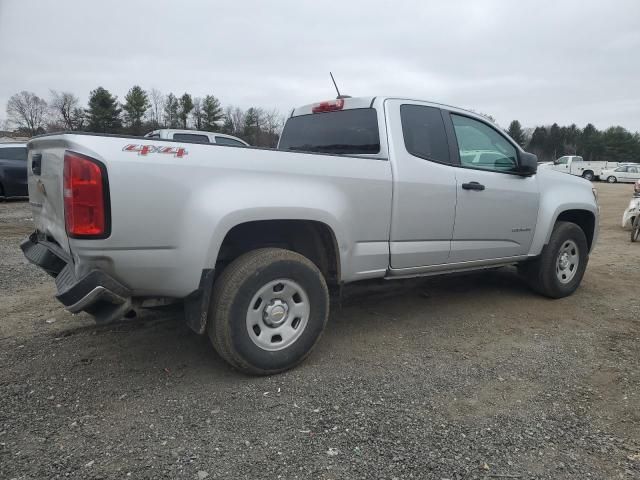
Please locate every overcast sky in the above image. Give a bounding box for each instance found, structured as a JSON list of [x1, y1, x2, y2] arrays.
[[1, 0, 639, 131]]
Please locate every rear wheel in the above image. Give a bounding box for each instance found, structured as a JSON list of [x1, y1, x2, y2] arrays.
[[208, 248, 329, 375], [519, 221, 588, 298], [607, 176, 617, 183], [581, 170, 594, 181], [631, 215, 640, 242]]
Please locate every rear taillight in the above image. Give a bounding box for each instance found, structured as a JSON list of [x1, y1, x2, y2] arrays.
[[312, 98, 344, 113], [63, 151, 110, 238]]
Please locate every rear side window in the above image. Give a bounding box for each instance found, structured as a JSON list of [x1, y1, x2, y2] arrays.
[[400, 105, 450, 164], [279, 108, 380, 155], [0, 147, 27, 161], [172, 133, 210, 143], [215, 136, 246, 146]]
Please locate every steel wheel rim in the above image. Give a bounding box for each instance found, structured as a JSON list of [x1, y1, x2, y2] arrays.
[[246, 279, 310, 351], [608, 176, 616, 183], [555, 239, 579, 284]]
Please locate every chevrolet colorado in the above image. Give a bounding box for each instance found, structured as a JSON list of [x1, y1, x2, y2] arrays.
[[21, 96, 599, 374]]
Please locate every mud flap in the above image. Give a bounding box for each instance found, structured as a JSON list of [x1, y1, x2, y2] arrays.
[[183, 269, 215, 335]]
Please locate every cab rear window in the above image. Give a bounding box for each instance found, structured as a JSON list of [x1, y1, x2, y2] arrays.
[[172, 133, 210, 143], [278, 108, 380, 155]]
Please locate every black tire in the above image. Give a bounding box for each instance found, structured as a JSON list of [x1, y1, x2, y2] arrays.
[[582, 170, 594, 181], [519, 221, 589, 298], [208, 248, 329, 375], [607, 176, 617, 183], [631, 216, 640, 243]]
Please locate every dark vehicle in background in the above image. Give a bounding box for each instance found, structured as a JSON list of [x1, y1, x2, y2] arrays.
[[0, 143, 28, 198]]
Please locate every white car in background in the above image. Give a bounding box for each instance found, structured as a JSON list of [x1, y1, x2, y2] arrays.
[[602, 164, 640, 183], [144, 129, 249, 146]]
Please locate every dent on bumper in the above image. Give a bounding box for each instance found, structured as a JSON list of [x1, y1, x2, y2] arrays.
[[21, 233, 132, 323]]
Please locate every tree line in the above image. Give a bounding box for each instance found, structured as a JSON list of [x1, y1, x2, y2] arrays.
[[5, 88, 640, 161], [5, 87, 284, 147], [506, 120, 639, 163]]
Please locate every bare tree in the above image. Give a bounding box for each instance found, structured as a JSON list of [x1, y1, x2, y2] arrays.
[[262, 108, 285, 146], [49, 90, 81, 130], [6, 91, 48, 135], [228, 106, 246, 137], [148, 88, 165, 128], [192, 97, 203, 130]]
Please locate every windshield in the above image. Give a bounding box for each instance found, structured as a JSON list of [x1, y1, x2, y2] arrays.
[[278, 108, 380, 155]]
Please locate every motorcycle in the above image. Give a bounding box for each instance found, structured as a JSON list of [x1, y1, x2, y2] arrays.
[[632, 201, 640, 242], [632, 181, 640, 242]]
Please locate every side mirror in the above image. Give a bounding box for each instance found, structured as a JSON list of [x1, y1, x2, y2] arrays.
[[518, 152, 538, 176]]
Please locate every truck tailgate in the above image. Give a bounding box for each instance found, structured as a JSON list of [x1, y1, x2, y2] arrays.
[[27, 135, 72, 253]]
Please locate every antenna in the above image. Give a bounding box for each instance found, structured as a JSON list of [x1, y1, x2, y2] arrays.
[[329, 72, 351, 99]]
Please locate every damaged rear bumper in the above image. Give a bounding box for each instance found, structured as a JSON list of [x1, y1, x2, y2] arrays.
[[20, 233, 132, 323]]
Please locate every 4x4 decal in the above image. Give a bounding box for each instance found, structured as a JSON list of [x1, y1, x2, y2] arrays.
[[122, 144, 188, 158]]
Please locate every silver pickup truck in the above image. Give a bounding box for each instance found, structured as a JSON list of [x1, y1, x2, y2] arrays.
[[22, 96, 599, 374]]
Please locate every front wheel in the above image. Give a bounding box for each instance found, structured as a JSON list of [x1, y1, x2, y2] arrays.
[[607, 176, 617, 183], [519, 221, 588, 298], [208, 248, 329, 375], [632, 215, 640, 242]]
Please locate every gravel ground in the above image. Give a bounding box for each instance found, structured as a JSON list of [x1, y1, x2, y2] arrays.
[[1, 184, 639, 480]]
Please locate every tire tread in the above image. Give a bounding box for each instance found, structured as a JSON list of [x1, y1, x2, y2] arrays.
[[208, 248, 329, 375]]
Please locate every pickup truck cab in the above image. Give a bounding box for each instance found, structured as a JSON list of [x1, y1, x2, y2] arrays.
[[144, 129, 249, 147], [22, 96, 599, 374], [543, 155, 619, 181]]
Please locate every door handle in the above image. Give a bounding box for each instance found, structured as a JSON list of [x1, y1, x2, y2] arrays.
[[461, 181, 485, 191]]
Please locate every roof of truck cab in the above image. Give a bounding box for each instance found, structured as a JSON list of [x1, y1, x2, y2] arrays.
[[289, 96, 497, 124]]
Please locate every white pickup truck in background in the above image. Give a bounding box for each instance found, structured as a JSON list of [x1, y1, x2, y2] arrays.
[[22, 96, 599, 374], [541, 155, 619, 181], [144, 129, 249, 147]]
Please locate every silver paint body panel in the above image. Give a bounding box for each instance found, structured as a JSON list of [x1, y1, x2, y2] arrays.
[[26, 96, 598, 299]]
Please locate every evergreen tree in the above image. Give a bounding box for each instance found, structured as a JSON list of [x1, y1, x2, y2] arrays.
[[86, 87, 122, 133], [163, 93, 179, 128], [562, 124, 581, 154], [123, 85, 150, 135], [243, 107, 261, 144], [578, 123, 603, 161], [220, 114, 234, 135], [527, 126, 548, 160], [545, 123, 563, 159], [201, 95, 223, 131], [178, 93, 194, 128], [601, 126, 638, 162], [506, 120, 526, 147]]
